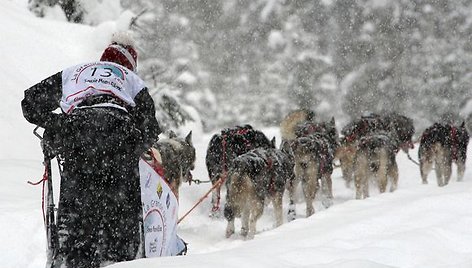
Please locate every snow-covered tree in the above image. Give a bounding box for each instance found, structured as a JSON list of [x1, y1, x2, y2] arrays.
[[28, 0, 472, 132], [29, 0, 84, 22]]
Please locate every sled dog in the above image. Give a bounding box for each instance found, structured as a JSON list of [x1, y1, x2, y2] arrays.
[[353, 132, 399, 199], [224, 139, 294, 239], [338, 112, 413, 187], [287, 130, 336, 219], [147, 131, 195, 198], [280, 109, 316, 141], [383, 112, 415, 152], [341, 112, 414, 152], [205, 125, 273, 216], [419, 122, 469, 186], [334, 136, 357, 188], [283, 117, 338, 220]]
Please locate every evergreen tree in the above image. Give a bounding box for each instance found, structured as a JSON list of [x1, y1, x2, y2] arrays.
[[29, 0, 84, 22], [29, 0, 472, 131]]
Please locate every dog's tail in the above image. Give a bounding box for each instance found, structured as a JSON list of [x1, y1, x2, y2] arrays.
[[431, 142, 447, 161]]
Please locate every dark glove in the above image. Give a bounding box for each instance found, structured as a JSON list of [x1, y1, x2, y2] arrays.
[[42, 127, 64, 159], [135, 138, 156, 158], [131, 125, 160, 157], [41, 114, 67, 158]]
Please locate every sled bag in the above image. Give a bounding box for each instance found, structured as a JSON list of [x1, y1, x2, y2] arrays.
[[139, 158, 185, 257]]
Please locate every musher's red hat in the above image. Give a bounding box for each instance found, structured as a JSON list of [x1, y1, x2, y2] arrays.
[[100, 32, 138, 71]]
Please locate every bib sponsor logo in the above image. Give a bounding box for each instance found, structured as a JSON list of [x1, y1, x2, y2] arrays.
[[139, 159, 180, 257]]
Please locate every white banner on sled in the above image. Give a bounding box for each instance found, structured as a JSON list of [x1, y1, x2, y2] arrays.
[[139, 158, 180, 257]]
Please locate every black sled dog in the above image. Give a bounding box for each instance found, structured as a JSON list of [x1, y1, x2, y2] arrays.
[[224, 139, 294, 239], [205, 125, 273, 216], [419, 122, 469, 186]]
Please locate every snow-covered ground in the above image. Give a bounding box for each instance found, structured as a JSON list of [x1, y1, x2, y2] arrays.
[[2, 1, 472, 267]]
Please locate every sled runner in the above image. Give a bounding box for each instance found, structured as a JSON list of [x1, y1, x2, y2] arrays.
[[32, 126, 59, 267]]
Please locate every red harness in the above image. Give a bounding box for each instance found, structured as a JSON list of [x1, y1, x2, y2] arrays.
[[147, 149, 166, 178]]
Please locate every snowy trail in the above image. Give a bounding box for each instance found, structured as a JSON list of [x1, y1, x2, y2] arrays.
[[174, 129, 468, 255], [2, 1, 472, 267], [4, 126, 471, 268]]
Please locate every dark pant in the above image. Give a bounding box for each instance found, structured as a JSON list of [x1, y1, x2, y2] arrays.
[[52, 108, 142, 268]]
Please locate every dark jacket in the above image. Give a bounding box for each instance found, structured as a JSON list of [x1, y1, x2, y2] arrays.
[[21, 70, 161, 152]]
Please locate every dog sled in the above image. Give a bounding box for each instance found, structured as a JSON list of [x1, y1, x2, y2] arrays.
[[139, 149, 187, 257], [29, 126, 59, 268], [30, 126, 186, 267]]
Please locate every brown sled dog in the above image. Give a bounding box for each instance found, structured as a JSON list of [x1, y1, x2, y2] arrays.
[[224, 139, 294, 239], [419, 122, 469, 186], [286, 119, 338, 220], [280, 109, 316, 141], [206, 125, 273, 216], [338, 114, 386, 188], [353, 132, 399, 199], [334, 136, 357, 188], [338, 112, 414, 187]]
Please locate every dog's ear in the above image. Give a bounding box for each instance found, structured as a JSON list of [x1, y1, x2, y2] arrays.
[[280, 139, 292, 154], [306, 109, 316, 121], [185, 131, 193, 146], [168, 130, 177, 139], [330, 116, 336, 126]]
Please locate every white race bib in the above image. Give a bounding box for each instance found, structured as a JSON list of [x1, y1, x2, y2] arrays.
[[139, 158, 184, 257], [60, 61, 146, 113]]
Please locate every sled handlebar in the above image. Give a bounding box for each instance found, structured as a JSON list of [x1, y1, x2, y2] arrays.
[[33, 126, 43, 140]]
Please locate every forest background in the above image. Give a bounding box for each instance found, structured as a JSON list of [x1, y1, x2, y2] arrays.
[[29, 0, 472, 133]]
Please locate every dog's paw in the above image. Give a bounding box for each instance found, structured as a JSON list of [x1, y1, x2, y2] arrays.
[[244, 231, 255, 240], [209, 209, 223, 219], [225, 228, 234, 238], [287, 209, 296, 222], [322, 198, 333, 209], [240, 227, 248, 238]]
